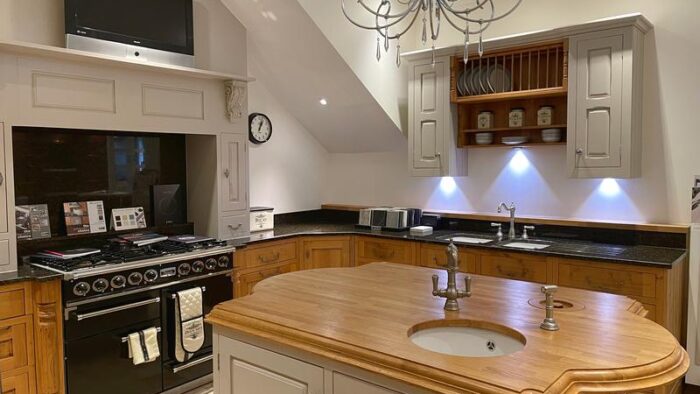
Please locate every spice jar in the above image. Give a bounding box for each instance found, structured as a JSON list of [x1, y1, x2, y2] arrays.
[[537, 106, 553, 126], [509, 108, 525, 128]]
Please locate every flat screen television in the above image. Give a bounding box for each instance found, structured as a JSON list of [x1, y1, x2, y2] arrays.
[[65, 0, 194, 66]]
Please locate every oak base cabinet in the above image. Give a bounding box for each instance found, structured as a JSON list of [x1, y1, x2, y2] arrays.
[[301, 237, 352, 270], [354, 237, 417, 266], [419, 243, 477, 273]]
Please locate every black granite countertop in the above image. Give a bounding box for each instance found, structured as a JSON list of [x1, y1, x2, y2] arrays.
[[229, 222, 686, 268], [0, 264, 63, 285]]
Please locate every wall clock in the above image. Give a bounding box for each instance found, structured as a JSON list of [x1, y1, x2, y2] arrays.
[[249, 113, 272, 144]]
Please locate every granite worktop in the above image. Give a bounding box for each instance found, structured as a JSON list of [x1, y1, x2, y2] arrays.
[[229, 210, 687, 268], [0, 263, 63, 285]]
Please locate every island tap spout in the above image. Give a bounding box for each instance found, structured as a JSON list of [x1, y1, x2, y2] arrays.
[[431, 243, 472, 311], [497, 202, 517, 239]]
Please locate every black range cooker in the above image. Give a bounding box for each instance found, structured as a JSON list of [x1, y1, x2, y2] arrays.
[[31, 238, 234, 394]]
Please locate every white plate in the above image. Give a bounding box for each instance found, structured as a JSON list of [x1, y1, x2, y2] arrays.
[[487, 65, 512, 93], [501, 136, 529, 145]]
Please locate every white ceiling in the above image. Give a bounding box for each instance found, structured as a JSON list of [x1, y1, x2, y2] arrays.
[[221, 0, 405, 153]]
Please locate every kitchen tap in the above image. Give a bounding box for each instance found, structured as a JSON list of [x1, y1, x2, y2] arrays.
[[431, 243, 472, 311], [497, 202, 517, 239]]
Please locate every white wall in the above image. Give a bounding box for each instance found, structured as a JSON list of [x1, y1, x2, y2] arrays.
[[247, 45, 330, 214], [322, 1, 700, 224]]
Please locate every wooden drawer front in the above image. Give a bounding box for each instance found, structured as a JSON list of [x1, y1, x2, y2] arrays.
[[355, 237, 415, 266], [0, 316, 32, 372], [1, 368, 33, 394], [480, 253, 547, 283], [419, 245, 478, 273], [0, 284, 27, 321], [556, 262, 657, 300], [243, 241, 297, 270], [235, 263, 297, 298]]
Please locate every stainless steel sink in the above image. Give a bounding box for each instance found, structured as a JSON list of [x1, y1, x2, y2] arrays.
[[438, 234, 494, 245]]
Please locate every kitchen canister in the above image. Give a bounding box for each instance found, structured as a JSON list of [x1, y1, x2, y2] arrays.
[[477, 111, 494, 129], [537, 106, 553, 126], [509, 108, 525, 128]]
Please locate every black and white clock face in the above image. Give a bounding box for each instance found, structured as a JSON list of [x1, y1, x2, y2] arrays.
[[249, 113, 272, 144]]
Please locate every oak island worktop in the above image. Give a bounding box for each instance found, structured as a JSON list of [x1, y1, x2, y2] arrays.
[[207, 263, 688, 394]]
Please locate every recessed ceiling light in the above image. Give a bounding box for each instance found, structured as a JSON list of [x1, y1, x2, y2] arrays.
[[319, 98, 328, 106]]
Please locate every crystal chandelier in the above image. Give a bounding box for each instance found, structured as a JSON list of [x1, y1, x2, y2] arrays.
[[342, 0, 523, 67]]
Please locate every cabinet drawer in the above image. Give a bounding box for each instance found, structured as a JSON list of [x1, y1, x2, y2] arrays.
[[480, 252, 547, 283], [1, 367, 33, 394], [235, 263, 297, 298], [419, 244, 478, 273], [355, 237, 416, 266], [0, 316, 32, 372], [242, 240, 297, 270], [219, 213, 250, 240], [0, 283, 28, 321], [556, 261, 657, 300]]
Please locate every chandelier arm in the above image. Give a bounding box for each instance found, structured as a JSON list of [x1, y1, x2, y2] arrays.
[[342, 0, 421, 31], [428, 1, 441, 40], [442, 0, 523, 23], [434, 1, 487, 34], [378, 9, 421, 40], [438, 0, 493, 23], [350, 0, 421, 20], [437, 0, 491, 16]]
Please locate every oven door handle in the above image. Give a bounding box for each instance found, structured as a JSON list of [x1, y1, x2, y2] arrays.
[[75, 297, 161, 322], [172, 354, 214, 374]]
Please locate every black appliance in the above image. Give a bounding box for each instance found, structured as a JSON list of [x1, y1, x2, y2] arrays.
[[32, 238, 234, 394], [65, 0, 194, 56], [152, 185, 186, 226]]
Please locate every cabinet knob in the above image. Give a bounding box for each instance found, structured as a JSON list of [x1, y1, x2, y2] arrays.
[[224, 169, 230, 178], [575, 148, 583, 155], [0, 172, 4, 186]]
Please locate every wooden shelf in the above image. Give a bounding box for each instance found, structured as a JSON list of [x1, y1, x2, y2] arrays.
[[0, 39, 254, 82], [466, 141, 566, 148], [462, 124, 567, 134], [452, 87, 567, 105]]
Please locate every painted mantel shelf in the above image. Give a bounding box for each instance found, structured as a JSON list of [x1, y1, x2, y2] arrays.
[[401, 13, 652, 60], [0, 39, 255, 82], [209, 263, 688, 394]]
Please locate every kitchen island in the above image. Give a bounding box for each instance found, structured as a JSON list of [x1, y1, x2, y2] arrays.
[[207, 263, 688, 394]]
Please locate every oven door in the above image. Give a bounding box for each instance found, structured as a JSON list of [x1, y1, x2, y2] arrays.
[[64, 289, 163, 394], [162, 272, 233, 391]]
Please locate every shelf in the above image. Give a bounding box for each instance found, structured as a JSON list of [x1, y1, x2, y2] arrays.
[[452, 87, 567, 105], [0, 39, 254, 82], [462, 124, 567, 134], [465, 142, 566, 148]]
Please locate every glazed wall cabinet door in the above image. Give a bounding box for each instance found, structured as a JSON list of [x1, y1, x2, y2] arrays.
[[408, 57, 467, 177], [567, 26, 645, 178], [215, 335, 324, 394], [220, 133, 249, 213]]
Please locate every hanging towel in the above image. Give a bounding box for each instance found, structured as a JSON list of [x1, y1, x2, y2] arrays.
[[175, 287, 205, 363], [127, 327, 160, 365]]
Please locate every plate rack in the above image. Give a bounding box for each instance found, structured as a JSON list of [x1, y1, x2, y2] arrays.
[[451, 40, 569, 148]]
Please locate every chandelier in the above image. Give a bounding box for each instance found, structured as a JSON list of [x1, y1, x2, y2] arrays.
[[342, 0, 524, 67]]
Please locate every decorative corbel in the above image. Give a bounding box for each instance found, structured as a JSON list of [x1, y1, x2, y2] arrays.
[[225, 80, 247, 122]]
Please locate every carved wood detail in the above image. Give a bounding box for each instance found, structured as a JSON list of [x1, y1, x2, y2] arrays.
[[224, 80, 247, 122]]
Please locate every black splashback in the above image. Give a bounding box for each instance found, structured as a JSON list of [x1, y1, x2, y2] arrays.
[[12, 127, 188, 237]]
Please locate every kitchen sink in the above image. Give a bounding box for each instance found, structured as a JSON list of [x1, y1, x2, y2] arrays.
[[438, 234, 494, 245], [409, 321, 526, 357], [502, 242, 551, 250]]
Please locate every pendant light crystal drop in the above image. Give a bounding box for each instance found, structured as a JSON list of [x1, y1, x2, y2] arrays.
[[384, 29, 390, 52], [421, 17, 427, 45], [478, 21, 484, 57], [463, 23, 470, 65], [396, 42, 401, 68], [431, 44, 436, 66], [376, 36, 381, 61]]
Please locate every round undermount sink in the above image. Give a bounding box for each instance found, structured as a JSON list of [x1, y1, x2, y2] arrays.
[[409, 320, 526, 357]]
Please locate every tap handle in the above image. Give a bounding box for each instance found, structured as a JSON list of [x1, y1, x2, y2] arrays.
[[490, 222, 503, 238], [541, 284, 558, 296], [431, 274, 439, 296], [523, 225, 535, 240], [464, 275, 472, 297]]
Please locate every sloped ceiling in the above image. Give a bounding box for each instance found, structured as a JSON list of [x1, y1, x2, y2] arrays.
[[220, 0, 405, 153]]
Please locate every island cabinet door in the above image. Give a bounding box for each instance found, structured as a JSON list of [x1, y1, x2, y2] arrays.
[[478, 251, 549, 283], [332, 372, 400, 394], [215, 335, 324, 394], [300, 236, 352, 270]]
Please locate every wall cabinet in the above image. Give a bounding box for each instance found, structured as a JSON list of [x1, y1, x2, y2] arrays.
[[300, 236, 352, 270], [220, 133, 249, 213], [567, 27, 645, 178], [407, 56, 467, 177]]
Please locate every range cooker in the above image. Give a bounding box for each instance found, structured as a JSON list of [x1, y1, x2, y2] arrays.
[[31, 238, 235, 394]]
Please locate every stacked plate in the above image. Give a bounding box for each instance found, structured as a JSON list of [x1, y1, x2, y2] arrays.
[[458, 64, 512, 96], [475, 133, 494, 145], [542, 128, 562, 143], [501, 136, 529, 146]]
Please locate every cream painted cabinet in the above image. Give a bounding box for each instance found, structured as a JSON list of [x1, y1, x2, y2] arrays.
[[214, 335, 324, 394], [567, 26, 645, 178], [408, 56, 467, 177], [220, 133, 249, 212]]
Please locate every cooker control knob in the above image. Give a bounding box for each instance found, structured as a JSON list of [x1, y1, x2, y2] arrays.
[[205, 258, 217, 270], [110, 275, 126, 289], [192, 260, 205, 273], [144, 269, 158, 283], [92, 278, 109, 293], [128, 272, 143, 286], [217, 255, 230, 268], [178, 263, 191, 276], [73, 282, 90, 297]]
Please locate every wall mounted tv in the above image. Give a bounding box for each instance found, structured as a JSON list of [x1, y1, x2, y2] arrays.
[[65, 0, 194, 66]]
